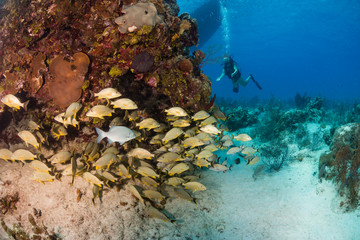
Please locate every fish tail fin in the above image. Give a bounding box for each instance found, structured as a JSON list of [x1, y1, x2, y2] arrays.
[[96, 128, 105, 143], [23, 100, 30, 111]]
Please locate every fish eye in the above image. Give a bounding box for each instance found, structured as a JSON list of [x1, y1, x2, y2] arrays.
[[145, 10, 148, 14]]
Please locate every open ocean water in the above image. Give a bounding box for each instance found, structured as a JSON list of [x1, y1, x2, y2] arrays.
[[179, 0, 360, 102]]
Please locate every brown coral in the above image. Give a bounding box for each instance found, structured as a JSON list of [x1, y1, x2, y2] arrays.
[[48, 52, 90, 108], [178, 59, 193, 73], [26, 53, 46, 94]]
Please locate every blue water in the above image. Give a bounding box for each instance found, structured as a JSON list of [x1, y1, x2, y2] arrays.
[[179, 0, 360, 102]]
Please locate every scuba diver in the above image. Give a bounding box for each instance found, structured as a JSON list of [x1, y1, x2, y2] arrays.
[[216, 55, 262, 92]]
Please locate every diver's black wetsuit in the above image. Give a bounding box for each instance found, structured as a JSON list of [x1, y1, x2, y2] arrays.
[[224, 58, 241, 92]]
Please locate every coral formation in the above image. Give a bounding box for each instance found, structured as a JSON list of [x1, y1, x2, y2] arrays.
[[319, 123, 360, 209], [0, 0, 209, 122], [178, 58, 194, 73], [115, 2, 162, 34], [131, 52, 154, 73], [48, 52, 90, 108]]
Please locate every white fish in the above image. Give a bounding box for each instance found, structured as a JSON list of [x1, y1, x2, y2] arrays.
[[1, 94, 28, 110], [94, 88, 122, 100], [96, 126, 136, 144]]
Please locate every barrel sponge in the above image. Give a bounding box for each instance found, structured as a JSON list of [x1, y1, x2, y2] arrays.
[[115, 2, 162, 33], [48, 52, 90, 108]]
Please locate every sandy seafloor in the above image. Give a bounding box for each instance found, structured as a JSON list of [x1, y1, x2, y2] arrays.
[[1, 123, 360, 240]]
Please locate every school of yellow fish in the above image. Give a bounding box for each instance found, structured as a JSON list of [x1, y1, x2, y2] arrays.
[[0, 89, 259, 223]]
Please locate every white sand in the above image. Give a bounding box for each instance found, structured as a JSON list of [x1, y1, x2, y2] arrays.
[[202, 151, 360, 240]]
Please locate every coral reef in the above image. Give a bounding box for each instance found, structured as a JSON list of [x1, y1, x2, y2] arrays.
[[319, 123, 360, 209], [0, 0, 209, 116], [224, 106, 260, 131]]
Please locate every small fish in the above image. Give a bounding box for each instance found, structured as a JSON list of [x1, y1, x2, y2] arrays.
[[96, 126, 136, 145], [127, 111, 140, 122], [18, 130, 39, 149], [30, 171, 55, 184], [145, 206, 173, 222], [86, 105, 114, 119], [222, 139, 234, 148], [28, 120, 41, 130], [0, 148, 13, 162], [168, 143, 184, 154], [200, 125, 221, 135], [51, 124, 68, 140], [29, 160, 51, 173], [165, 177, 185, 186], [174, 187, 196, 203], [129, 185, 144, 202], [220, 135, 233, 142], [162, 127, 184, 144], [71, 156, 77, 185], [35, 131, 47, 145], [93, 153, 117, 169], [241, 147, 258, 155], [111, 98, 138, 110], [196, 149, 214, 160], [149, 134, 165, 145], [193, 159, 211, 168], [136, 118, 160, 130], [102, 146, 119, 155], [227, 147, 242, 155], [184, 148, 200, 158], [11, 149, 37, 163], [211, 104, 227, 121], [165, 107, 188, 117], [157, 152, 183, 163], [92, 184, 103, 204], [63, 102, 82, 119], [141, 176, 159, 187], [142, 190, 166, 200], [117, 164, 131, 179], [184, 128, 196, 138], [209, 163, 230, 172], [82, 172, 103, 187], [168, 162, 189, 176], [136, 166, 159, 179], [182, 181, 206, 192], [94, 88, 121, 100], [183, 137, 205, 149], [192, 110, 210, 121], [195, 132, 212, 142], [97, 170, 117, 182], [50, 151, 72, 164], [234, 133, 252, 142], [166, 115, 179, 122], [54, 112, 66, 124], [247, 155, 260, 165], [109, 117, 124, 127], [203, 144, 218, 152], [171, 119, 191, 128], [200, 116, 217, 126], [84, 142, 95, 156], [1, 94, 28, 110], [127, 148, 154, 159]]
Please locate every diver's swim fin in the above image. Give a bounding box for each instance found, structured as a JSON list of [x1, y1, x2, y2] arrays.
[[250, 74, 262, 90]]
